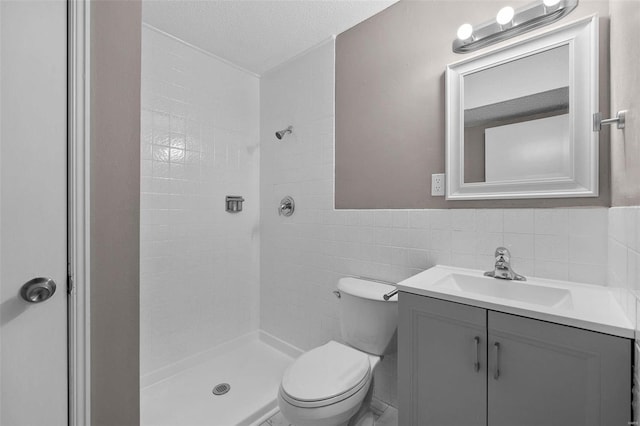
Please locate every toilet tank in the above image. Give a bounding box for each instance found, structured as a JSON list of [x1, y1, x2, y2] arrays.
[[337, 277, 398, 356]]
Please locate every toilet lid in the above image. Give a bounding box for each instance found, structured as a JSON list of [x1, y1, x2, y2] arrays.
[[281, 341, 370, 403]]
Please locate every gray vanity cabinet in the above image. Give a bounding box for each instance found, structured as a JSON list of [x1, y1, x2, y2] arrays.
[[487, 310, 631, 426], [399, 292, 632, 426], [398, 294, 487, 426]]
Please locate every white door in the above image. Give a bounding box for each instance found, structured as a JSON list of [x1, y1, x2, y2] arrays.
[[1, 1, 68, 425]]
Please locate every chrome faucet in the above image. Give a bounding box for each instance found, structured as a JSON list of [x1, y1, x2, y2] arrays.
[[484, 247, 526, 281]]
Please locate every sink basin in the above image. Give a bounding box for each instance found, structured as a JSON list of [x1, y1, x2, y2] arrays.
[[433, 273, 573, 309], [397, 265, 633, 338]]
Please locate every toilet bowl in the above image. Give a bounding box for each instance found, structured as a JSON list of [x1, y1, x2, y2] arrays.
[[278, 341, 380, 426], [277, 277, 397, 426]]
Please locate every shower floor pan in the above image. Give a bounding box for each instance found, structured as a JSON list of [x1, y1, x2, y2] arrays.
[[141, 331, 299, 426]]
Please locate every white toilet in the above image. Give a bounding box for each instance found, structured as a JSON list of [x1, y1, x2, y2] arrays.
[[278, 277, 398, 426]]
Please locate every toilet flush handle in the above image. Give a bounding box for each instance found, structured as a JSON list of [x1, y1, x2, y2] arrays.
[[383, 288, 398, 301], [332, 290, 341, 299]]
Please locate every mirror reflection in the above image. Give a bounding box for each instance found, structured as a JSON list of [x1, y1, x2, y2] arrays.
[[463, 45, 570, 184]]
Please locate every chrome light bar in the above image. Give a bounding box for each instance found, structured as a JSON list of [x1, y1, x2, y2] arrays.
[[452, 0, 579, 54]]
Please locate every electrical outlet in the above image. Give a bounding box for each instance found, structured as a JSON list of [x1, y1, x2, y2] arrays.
[[432, 173, 445, 196]]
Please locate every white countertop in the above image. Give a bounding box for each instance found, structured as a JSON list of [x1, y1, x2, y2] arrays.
[[397, 265, 634, 339]]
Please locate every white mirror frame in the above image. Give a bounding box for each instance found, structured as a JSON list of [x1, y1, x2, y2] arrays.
[[446, 15, 598, 200]]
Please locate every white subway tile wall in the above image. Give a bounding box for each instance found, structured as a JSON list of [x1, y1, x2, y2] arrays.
[[140, 26, 261, 377], [608, 208, 639, 321], [608, 206, 640, 417], [259, 38, 609, 407]]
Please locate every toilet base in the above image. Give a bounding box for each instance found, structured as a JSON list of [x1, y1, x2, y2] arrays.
[[347, 378, 375, 426], [350, 411, 375, 426]]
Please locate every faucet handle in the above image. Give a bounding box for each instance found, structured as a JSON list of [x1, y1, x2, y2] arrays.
[[495, 247, 511, 262]]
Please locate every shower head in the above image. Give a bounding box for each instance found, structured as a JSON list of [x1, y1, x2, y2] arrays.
[[275, 126, 293, 140]]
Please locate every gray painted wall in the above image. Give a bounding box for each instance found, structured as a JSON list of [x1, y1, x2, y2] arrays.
[[90, 1, 141, 424], [335, 0, 610, 209], [610, 0, 640, 206]]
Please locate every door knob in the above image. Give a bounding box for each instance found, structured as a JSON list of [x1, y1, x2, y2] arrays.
[[20, 277, 57, 303]]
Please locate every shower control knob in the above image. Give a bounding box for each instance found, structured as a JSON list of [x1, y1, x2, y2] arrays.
[[20, 277, 57, 303], [278, 196, 295, 217]]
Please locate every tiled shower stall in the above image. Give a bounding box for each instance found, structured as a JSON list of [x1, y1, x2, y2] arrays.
[[140, 25, 260, 377]]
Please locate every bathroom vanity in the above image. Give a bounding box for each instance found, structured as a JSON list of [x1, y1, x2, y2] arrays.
[[397, 266, 633, 426]]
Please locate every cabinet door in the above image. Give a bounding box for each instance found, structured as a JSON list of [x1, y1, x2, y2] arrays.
[[399, 293, 487, 426], [488, 311, 631, 426]]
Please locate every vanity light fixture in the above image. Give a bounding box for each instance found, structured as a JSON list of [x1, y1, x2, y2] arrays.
[[456, 23, 474, 41], [543, 0, 562, 10], [496, 6, 515, 28], [452, 0, 578, 53]]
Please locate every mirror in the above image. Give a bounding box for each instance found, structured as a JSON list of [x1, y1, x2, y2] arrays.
[[446, 16, 598, 200]]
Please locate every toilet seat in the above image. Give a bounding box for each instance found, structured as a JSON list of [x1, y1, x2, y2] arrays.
[[280, 341, 371, 409]]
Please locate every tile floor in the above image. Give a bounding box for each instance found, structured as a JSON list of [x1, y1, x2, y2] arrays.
[[259, 399, 398, 426]]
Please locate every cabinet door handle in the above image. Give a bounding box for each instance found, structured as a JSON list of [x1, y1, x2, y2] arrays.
[[493, 342, 501, 380], [473, 336, 481, 372]]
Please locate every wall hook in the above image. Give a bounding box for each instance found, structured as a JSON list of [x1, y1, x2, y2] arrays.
[[593, 110, 626, 132]]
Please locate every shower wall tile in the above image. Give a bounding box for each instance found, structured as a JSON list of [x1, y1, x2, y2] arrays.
[[259, 39, 609, 408], [140, 26, 260, 377]]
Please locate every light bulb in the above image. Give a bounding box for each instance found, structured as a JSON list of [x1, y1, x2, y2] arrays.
[[496, 6, 515, 26], [543, 0, 561, 6], [456, 23, 474, 40]]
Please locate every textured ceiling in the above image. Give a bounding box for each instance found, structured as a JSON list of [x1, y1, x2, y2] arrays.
[[142, 0, 398, 75]]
